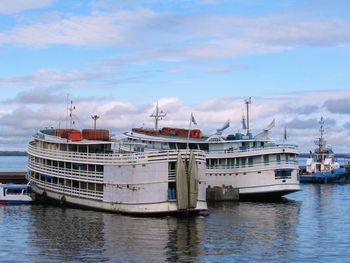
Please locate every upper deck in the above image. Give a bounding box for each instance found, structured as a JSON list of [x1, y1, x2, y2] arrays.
[[29, 131, 206, 165]]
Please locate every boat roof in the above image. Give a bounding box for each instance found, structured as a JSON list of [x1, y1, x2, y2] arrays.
[[124, 131, 272, 144], [33, 132, 114, 145], [0, 184, 29, 190]]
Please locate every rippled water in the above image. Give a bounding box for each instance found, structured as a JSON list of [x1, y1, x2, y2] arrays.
[[1, 184, 350, 262]]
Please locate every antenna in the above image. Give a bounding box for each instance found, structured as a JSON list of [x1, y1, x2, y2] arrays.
[[91, 115, 100, 130], [245, 97, 252, 134], [66, 94, 69, 130], [150, 101, 166, 130], [68, 100, 76, 129]]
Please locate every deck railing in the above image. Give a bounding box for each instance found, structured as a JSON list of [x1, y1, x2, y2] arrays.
[[28, 161, 104, 183], [206, 160, 298, 171], [208, 144, 298, 155], [28, 176, 104, 201], [28, 144, 205, 165]]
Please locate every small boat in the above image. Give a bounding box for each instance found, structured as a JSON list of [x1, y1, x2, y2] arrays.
[[0, 183, 32, 205], [300, 117, 348, 183]]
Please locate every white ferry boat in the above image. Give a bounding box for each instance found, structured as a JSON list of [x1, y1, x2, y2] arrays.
[[124, 99, 300, 200], [26, 128, 208, 215]]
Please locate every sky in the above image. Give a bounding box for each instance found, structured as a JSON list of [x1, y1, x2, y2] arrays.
[[0, 0, 350, 152]]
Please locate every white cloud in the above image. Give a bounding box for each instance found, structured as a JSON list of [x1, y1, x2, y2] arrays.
[[1, 89, 350, 152], [0, 0, 54, 14], [1, 10, 349, 62], [0, 9, 157, 47]]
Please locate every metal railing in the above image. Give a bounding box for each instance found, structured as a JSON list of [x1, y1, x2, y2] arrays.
[[28, 176, 104, 201], [206, 160, 298, 170], [28, 144, 206, 165], [28, 161, 104, 183], [207, 144, 298, 155]]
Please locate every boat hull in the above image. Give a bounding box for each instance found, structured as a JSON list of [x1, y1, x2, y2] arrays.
[[300, 168, 349, 183], [0, 200, 32, 205], [205, 165, 300, 200], [30, 182, 208, 216], [239, 184, 301, 201], [239, 183, 300, 200]]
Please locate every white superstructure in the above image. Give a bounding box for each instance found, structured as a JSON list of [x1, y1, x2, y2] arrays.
[[26, 130, 208, 215], [124, 100, 300, 200]]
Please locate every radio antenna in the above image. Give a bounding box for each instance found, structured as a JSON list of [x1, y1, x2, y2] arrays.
[[150, 101, 166, 130]]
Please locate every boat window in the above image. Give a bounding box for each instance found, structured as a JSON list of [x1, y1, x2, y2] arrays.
[[80, 182, 87, 189], [178, 143, 187, 150], [248, 158, 253, 167], [72, 180, 79, 188], [277, 154, 281, 163], [168, 162, 176, 171], [88, 164, 95, 172], [264, 155, 269, 165], [6, 189, 23, 195], [88, 183, 95, 191], [96, 184, 103, 192], [96, 165, 103, 172], [275, 169, 292, 179], [61, 144, 67, 151], [169, 142, 177, 150], [65, 179, 71, 187], [236, 158, 240, 168], [199, 144, 209, 151]]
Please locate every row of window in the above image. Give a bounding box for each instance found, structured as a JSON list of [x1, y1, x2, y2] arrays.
[[207, 153, 297, 167], [31, 156, 104, 173], [31, 171, 104, 193], [41, 142, 111, 154]]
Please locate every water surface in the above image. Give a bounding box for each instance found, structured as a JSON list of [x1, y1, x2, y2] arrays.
[[0, 156, 27, 172], [1, 184, 350, 262]]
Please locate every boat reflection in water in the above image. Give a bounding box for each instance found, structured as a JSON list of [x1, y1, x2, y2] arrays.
[[25, 199, 301, 262], [103, 215, 205, 262], [205, 200, 301, 261]]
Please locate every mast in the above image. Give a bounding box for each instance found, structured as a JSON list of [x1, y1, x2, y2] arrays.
[[245, 97, 251, 135], [91, 115, 100, 130], [150, 102, 166, 130], [315, 116, 326, 161]]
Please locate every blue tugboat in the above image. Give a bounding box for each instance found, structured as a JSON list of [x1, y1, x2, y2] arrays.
[[300, 117, 348, 183]]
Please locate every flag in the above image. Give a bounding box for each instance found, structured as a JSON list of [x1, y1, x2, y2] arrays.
[[191, 113, 197, 125], [264, 119, 275, 131], [284, 126, 287, 141], [219, 120, 230, 131]]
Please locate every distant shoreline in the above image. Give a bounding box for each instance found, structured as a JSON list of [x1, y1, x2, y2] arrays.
[[0, 151, 27, 156]]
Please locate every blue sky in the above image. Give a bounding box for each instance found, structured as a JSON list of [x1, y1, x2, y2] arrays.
[[0, 0, 350, 151]]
